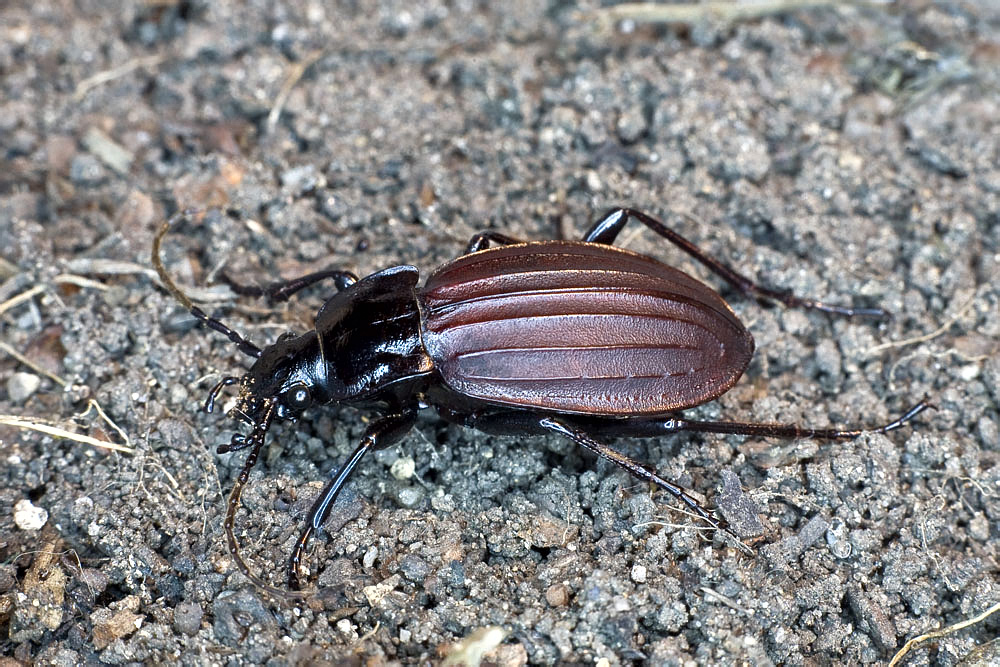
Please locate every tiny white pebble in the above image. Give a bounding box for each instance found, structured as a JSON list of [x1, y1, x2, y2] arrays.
[[630, 564, 647, 583], [336, 619, 353, 635], [390, 456, 415, 480], [13, 499, 48, 531], [7, 372, 41, 404]]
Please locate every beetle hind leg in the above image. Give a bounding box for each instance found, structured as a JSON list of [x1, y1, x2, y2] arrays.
[[537, 416, 750, 549], [584, 207, 888, 318], [588, 399, 932, 440]]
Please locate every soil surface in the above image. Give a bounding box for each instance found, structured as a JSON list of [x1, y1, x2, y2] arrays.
[[1, 1, 998, 665]]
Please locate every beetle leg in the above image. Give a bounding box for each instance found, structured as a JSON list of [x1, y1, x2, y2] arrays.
[[464, 231, 525, 254], [435, 405, 745, 547], [221, 268, 359, 304], [205, 376, 239, 413], [221, 401, 314, 600], [587, 399, 932, 440], [584, 207, 888, 318], [289, 407, 418, 589], [537, 416, 746, 546]]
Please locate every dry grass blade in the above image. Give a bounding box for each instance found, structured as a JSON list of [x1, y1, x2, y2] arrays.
[[867, 291, 979, 355], [582, 0, 878, 26], [267, 50, 325, 133], [0, 415, 134, 454]]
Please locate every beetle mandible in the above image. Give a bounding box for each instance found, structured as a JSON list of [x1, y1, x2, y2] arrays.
[[152, 207, 929, 594]]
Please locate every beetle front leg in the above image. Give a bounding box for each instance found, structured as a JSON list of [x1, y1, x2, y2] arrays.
[[584, 207, 888, 318], [289, 407, 418, 589], [221, 268, 359, 304]]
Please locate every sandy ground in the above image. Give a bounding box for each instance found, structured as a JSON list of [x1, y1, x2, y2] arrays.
[[1, 1, 999, 664]]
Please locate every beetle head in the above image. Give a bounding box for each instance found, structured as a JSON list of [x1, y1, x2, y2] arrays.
[[233, 331, 326, 422]]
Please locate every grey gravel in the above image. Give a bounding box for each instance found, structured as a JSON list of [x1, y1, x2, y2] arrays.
[[171, 601, 203, 637], [6, 371, 40, 404], [1, 1, 997, 665]]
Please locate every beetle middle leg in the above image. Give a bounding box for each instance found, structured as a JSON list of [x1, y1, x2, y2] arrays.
[[584, 207, 888, 318], [464, 231, 525, 254], [435, 405, 743, 547], [289, 407, 418, 589]]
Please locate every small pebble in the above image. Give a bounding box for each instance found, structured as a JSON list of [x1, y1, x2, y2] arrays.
[[13, 498, 48, 531], [826, 519, 853, 558], [69, 154, 107, 185], [630, 564, 647, 584], [280, 164, 321, 194], [395, 485, 424, 508], [172, 601, 203, 636], [390, 456, 415, 480], [616, 106, 647, 143], [7, 372, 41, 404], [968, 514, 990, 542], [399, 554, 431, 583], [545, 583, 570, 607]]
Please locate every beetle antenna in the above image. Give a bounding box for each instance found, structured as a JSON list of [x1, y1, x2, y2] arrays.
[[152, 209, 262, 359], [222, 401, 314, 600]]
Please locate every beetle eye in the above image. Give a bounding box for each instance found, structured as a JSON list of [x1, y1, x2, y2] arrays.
[[283, 384, 312, 410]]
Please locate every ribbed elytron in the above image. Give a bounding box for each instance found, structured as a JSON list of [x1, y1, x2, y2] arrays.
[[153, 207, 928, 594]]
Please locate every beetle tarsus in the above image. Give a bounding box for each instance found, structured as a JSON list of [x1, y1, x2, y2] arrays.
[[464, 230, 525, 254], [205, 376, 239, 413]]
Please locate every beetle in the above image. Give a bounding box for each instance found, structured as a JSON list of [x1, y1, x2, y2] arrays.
[[152, 207, 929, 594]]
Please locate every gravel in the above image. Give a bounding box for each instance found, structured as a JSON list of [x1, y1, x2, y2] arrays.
[[1, 1, 998, 664]]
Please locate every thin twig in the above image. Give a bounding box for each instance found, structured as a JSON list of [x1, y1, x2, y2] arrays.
[[78, 400, 132, 451], [53, 274, 112, 291], [701, 586, 750, 613], [73, 54, 167, 100], [0, 274, 111, 319], [867, 291, 979, 355], [0, 285, 45, 317], [267, 50, 325, 133], [582, 0, 880, 26], [0, 340, 67, 387], [354, 621, 381, 647], [889, 600, 1000, 666], [63, 258, 235, 302]]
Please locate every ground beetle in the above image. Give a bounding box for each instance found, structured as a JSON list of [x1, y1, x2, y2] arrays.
[[152, 207, 929, 595]]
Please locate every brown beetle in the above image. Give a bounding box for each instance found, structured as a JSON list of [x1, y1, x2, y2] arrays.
[[153, 207, 928, 593]]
